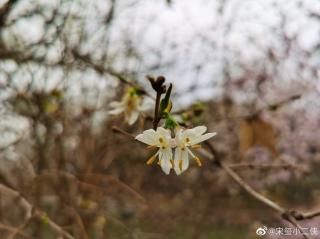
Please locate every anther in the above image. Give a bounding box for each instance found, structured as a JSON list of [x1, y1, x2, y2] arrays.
[[191, 144, 202, 149], [194, 157, 202, 167], [179, 160, 183, 171], [146, 156, 156, 165]]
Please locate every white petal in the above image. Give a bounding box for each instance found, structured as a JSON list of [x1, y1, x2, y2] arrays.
[[157, 127, 172, 142], [127, 111, 139, 125], [157, 127, 170, 136], [109, 101, 123, 108], [190, 132, 217, 145], [192, 126, 207, 136], [135, 129, 158, 145], [182, 128, 198, 141], [181, 150, 189, 171], [160, 148, 172, 175], [174, 148, 182, 175], [109, 106, 124, 115], [174, 128, 183, 144], [174, 148, 189, 175], [143, 129, 157, 137]]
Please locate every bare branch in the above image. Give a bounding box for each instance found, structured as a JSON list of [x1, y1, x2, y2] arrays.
[[0, 222, 33, 239], [0, 184, 75, 239], [228, 163, 304, 172], [0, 0, 19, 29]]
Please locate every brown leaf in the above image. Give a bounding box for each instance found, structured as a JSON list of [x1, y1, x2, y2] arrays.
[[238, 116, 278, 160]]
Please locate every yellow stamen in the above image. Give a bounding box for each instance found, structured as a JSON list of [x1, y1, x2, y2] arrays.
[[191, 144, 202, 149], [179, 160, 183, 171], [170, 159, 174, 167], [146, 145, 156, 150], [146, 156, 156, 165], [194, 157, 202, 167]]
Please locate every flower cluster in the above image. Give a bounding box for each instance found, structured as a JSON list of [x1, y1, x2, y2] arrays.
[[109, 87, 150, 125], [135, 126, 216, 175]]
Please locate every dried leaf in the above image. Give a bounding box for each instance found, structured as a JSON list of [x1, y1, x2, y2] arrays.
[[238, 116, 278, 160]]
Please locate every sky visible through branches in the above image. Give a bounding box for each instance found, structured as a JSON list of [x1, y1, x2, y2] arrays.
[[0, 0, 319, 238]]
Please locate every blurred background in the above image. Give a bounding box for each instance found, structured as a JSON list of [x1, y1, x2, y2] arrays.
[[0, 0, 320, 238]]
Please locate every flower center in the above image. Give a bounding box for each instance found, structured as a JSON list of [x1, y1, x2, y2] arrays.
[[127, 97, 137, 111]]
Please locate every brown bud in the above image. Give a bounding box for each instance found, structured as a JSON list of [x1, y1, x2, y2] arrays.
[[147, 75, 166, 94], [156, 76, 165, 85]]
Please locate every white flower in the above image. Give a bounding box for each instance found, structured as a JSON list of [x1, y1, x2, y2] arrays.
[[173, 126, 216, 175], [135, 127, 175, 175], [109, 88, 147, 125]]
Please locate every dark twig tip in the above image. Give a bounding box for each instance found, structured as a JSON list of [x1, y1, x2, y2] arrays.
[[156, 76, 166, 85], [147, 75, 166, 93]]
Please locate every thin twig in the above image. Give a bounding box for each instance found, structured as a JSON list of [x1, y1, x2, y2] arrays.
[[228, 163, 300, 170], [290, 209, 320, 221], [5, 219, 31, 239], [112, 126, 135, 139], [0, 184, 75, 239], [220, 161, 285, 213], [282, 214, 312, 239], [0, 223, 33, 239], [301, 210, 320, 220], [204, 142, 312, 238]]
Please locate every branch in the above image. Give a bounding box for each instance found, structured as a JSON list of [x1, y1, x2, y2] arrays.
[[153, 91, 162, 130], [220, 161, 285, 214], [301, 210, 320, 220], [72, 50, 133, 85], [290, 210, 320, 221], [0, 0, 19, 29], [112, 126, 135, 139], [0, 184, 75, 239], [147, 76, 166, 130], [282, 213, 312, 239], [0, 222, 33, 239], [228, 163, 304, 172], [204, 142, 312, 239]]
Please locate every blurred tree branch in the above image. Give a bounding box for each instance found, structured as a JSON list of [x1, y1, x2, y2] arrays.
[[0, 184, 75, 239], [0, 0, 19, 29], [228, 162, 305, 172], [205, 141, 313, 239], [0, 222, 33, 239]]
